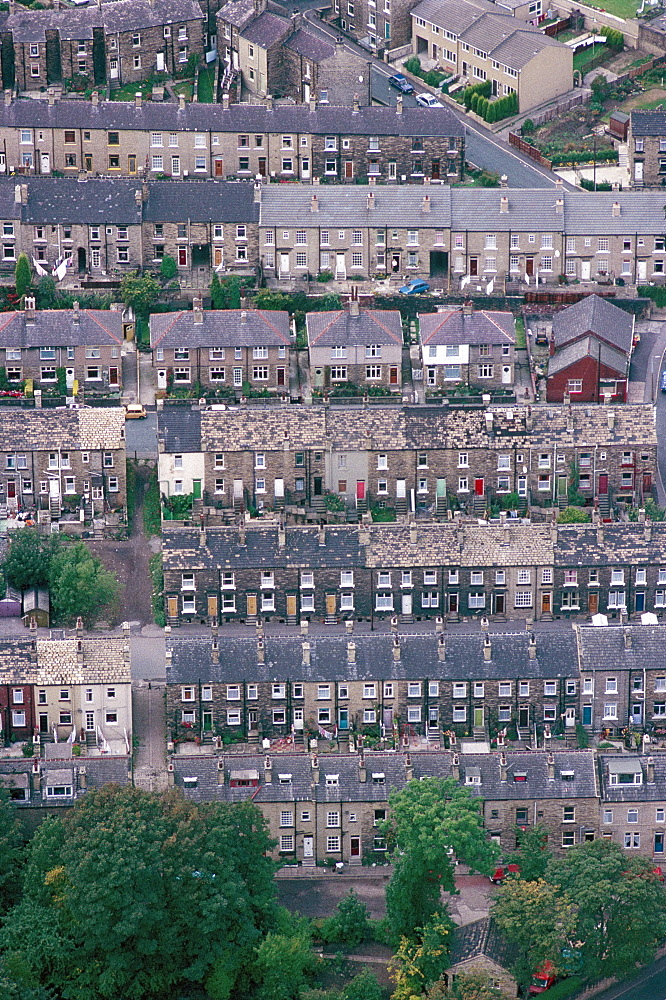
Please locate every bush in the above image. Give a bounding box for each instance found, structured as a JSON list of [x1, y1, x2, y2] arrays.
[[150, 552, 165, 627], [160, 254, 177, 281], [522, 118, 535, 134], [557, 506, 591, 524], [320, 892, 371, 948], [317, 270, 333, 282], [639, 285, 666, 308], [404, 56, 420, 75]]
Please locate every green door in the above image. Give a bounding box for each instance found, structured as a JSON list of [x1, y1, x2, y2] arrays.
[[474, 707, 484, 728], [193, 480, 202, 500]]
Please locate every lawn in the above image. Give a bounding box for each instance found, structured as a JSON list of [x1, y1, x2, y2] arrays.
[[585, 0, 640, 16], [172, 80, 194, 102], [572, 45, 612, 74], [110, 80, 154, 102], [197, 66, 215, 103]]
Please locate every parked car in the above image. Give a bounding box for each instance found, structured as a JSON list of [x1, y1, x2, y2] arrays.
[[388, 73, 414, 94], [125, 403, 147, 419], [416, 92, 444, 108], [489, 863, 520, 884], [530, 962, 557, 995], [399, 279, 430, 295], [660, 371, 666, 393]]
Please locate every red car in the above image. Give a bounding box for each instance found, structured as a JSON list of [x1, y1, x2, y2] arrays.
[[489, 863, 520, 884], [530, 962, 557, 994]]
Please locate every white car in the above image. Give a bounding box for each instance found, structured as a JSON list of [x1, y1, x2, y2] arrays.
[[416, 92, 444, 108]]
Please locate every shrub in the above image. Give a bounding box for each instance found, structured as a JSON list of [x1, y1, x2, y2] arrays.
[[160, 254, 177, 280], [316, 270, 333, 282], [404, 56, 420, 74], [470, 92, 479, 113], [320, 892, 371, 948], [557, 506, 591, 524], [522, 118, 535, 134]]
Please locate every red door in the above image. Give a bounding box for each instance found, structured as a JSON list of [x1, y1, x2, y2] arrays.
[[276, 367, 285, 387], [474, 478, 484, 496], [7, 480, 15, 498], [350, 837, 361, 858], [389, 366, 399, 385], [644, 473, 652, 493], [526, 258, 535, 277], [356, 481, 366, 501], [109, 366, 119, 386], [598, 474, 609, 495], [431, 159, 440, 180], [345, 161, 353, 179], [178, 247, 187, 266]]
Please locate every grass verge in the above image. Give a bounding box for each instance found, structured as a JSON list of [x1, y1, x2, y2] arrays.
[[149, 552, 166, 626], [143, 469, 162, 537]]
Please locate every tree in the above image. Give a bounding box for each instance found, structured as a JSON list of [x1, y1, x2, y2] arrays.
[[120, 272, 160, 317], [342, 969, 383, 1000], [48, 541, 118, 626], [159, 254, 177, 281], [3, 528, 56, 591], [556, 506, 590, 524], [389, 914, 456, 1000], [0, 788, 25, 914], [14, 253, 31, 299], [492, 879, 577, 993], [210, 274, 242, 309], [504, 825, 552, 883], [426, 971, 514, 1000], [547, 839, 666, 980], [1, 786, 279, 1000], [320, 890, 371, 947], [35, 274, 56, 309], [255, 929, 319, 1000]]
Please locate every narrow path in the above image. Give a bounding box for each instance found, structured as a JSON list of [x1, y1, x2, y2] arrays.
[[132, 680, 169, 792]]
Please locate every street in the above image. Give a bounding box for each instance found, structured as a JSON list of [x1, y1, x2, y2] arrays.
[[592, 954, 666, 1000], [125, 412, 158, 460]]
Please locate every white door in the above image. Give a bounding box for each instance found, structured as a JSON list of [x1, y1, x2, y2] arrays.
[[156, 52, 165, 72], [49, 479, 60, 498], [157, 369, 167, 390], [85, 712, 95, 731], [396, 479, 406, 500], [110, 57, 119, 80], [335, 252, 346, 278], [638, 260, 647, 282], [233, 367, 243, 387], [40, 153, 50, 174], [635, 161, 643, 182], [502, 365, 511, 384], [301, 157, 310, 180], [401, 593, 412, 616], [581, 261, 590, 281], [293, 708, 303, 730], [0, 153, 6, 173], [303, 836, 314, 858], [279, 252, 290, 277], [565, 708, 576, 729], [65, 368, 75, 389]]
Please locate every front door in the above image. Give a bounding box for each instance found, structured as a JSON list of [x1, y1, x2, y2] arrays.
[[581, 260, 591, 281], [277, 367, 286, 387], [389, 366, 399, 385], [431, 159, 440, 180], [326, 594, 336, 618], [518, 706, 529, 728], [598, 474, 609, 496], [635, 160, 644, 182], [589, 593, 598, 614], [279, 252, 290, 277], [293, 708, 304, 730], [401, 593, 412, 617], [339, 708, 349, 730], [344, 160, 353, 180], [7, 481, 15, 499], [156, 51, 165, 72], [644, 473, 652, 494], [565, 708, 576, 728], [541, 593, 551, 615], [193, 480, 202, 500], [314, 476, 322, 496], [474, 707, 484, 728], [656, 833, 665, 855], [207, 595, 218, 619], [248, 709, 258, 731], [258, 157, 267, 176], [41, 153, 50, 174], [474, 478, 484, 496], [214, 158, 224, 176], [631, 703, 643, 725], [39, 713, 49, 733], [203, 711, 212, 731], [128, 155, 136, 174], [502, 364, 511, 384], [108, 366, 119, 386], [157, 369, 167, 389], [557, 475, 567, 499], [582, 705, 592, 726], [350, 836, 361, 859], [110, 57, 118, 79], [495, 593, 505, 615], [84, 154, 93, 172], [336, 252, 346, 278], [301, 157, 310, 179], [303, 836, 314, 859], [167, 596, 178, 619], [638, 260, 647, 282], [469, 257, 478, 276], [85, 712, 95, 731], [525, 257, 534, 277], [391, 252, 400, 273], [636, 591, 645, 613]]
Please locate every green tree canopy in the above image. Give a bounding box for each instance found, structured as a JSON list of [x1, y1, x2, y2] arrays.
[[504, 825, 552, 882], [0, 787, 25, 914], [1, 786, 278, 1000], [3, 528, 56, 591], [320, 890, 371, 947], [14, 253, 32, 299], [254, 926, 319, 1000], [210, 274, 242, 309], [426, 971, 515, 1000], [48, 541, 118, 626], [556, 506, 590, 524], [389, 913, 456, 1000], [159, 254, 177, 281], [120, 272, 160, 317], [342, 969, 383, 1000]]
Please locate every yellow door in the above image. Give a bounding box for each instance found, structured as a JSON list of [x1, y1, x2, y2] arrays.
[[247, 594, 257, 618], [326, 594, 336, 616], [167, 596, 178, 619], [207, 595, 218, 619], [286, 594, 297, 618]]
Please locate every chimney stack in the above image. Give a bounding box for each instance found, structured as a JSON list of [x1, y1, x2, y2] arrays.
[[350, 295, 360, 318], [648, 756, 655, 784], [24, 295, 35, 321], [193, 296, 204, 324], [452, 753, 460, 781], [358, 752, 366, 782], [438, 635, 445, 661], [547, 753, 555, 781], [392, 636, 400, 661], [483, 635, 491, 661], [264, 755, 272, 783], [222, 92, 230, 110], [257, 638, 265, 663], [352, 94, 359, 112], [612, 201, 621, 217], [310, 193, 319, 213], [500, 194, 508, 213], [347, 641, 356, 663], [528, 632, 536, 659], [302, 640, 310, 665], [91, 90, 99, 106], [135, 92, 142, 108], [555, 197, 564, 214], [422, 194, 431, 213], [367, 189, 376, 211], [396, 94, 403, 114], [500, 752, 507, 782]]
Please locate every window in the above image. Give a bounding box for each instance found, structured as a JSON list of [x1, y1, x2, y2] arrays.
[[326, 835, 341, 853], [326, 811, 340, 827], [453, 682, 467, 699]]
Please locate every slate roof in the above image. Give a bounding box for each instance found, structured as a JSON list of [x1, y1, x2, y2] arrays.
[[306, 309, 403, 349], [0, 408, 125, 454], [630, 110, 666, 136], [216, 0, 256, 29], [0, 754, 130, 805], [575, 623, 666, 673], [556, 525, 666, 568], [0, 636, 128, 685], [547, 337, 629, 378], [552, 295, 634, 354], [285, 26, 335, 60], [0, 98, 465, 139], [412, 0, 501, 36], [160, 408, 202, 453], [260, 185, 452, 228], [150, 308, 290, 348], [598, 754, 666, 803], [450, 188, 565, 231], [0, 308, 123, 348], [0, 0, 202, 43], [563, 190, 666, 236], [159, 402, 656, 456], [165, 630, 579, 684], [418, 308, 515, 347], [143, 180, 259, 224], [240, 9, 290, 45], [5, 177, 143, 226], [449, 919, 517, 972]]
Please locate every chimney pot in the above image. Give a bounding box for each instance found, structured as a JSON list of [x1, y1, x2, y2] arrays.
[[500, 194, 509, 213]]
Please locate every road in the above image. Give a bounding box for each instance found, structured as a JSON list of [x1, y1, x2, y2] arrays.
[[631, 319, 666, 506], [591, 953, 666, 1000], [304, 10, 567, 188], [125, 412, 157, 460]]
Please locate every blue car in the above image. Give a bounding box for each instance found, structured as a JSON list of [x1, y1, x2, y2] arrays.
[[399, 279, 430, 294], [388, 73, 415, 94]]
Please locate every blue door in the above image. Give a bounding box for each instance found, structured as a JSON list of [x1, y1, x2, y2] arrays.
[[582, 705, 592, 726]]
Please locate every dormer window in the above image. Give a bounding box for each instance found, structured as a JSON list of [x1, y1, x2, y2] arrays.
[[278, 774, 292, 784], [325, 774, 339, 786], [514, 772, 527, 782]]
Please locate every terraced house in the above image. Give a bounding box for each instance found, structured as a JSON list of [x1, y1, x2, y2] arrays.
[[0, 96, 464, 184], [156, 403, 657, 516], [0, 0, 203, 93], [162, 521, 666, 625], [165, 629, 580, 742], [0, 408, 126, 519]]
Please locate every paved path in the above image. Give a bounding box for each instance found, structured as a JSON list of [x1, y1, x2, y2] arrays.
[[132, 680, 169, 792]]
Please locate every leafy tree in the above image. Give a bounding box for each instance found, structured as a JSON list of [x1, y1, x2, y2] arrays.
[[3, 528, 56, 591], [35, 274, 56, 309], [504, 825, 552, 882], [120, 272, 160, 317], [210, 274, 242, 309], [14, 253, 32, 299], [2, 786, 278, 1000], [556, 506, 590, 524], [386, 851, 446, 943], [159, 254, 177, 281], [426, 971, 514, 1000], [492, 878, 577, 992], [255, 928, 319, 1000], [342, 969, 383, 1000], [0, 965, 52, 1000], [320, 890, 370, 947], [547, 839, 666, 980], [48, 541, 118, 626], [0, 788, 25, 914], [389, 914, 456, 1000]]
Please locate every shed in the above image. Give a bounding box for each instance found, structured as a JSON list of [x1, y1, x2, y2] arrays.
[[609, 111, 629, 141], [22, 588, 50, 628], [0, 586, 21, 617]]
